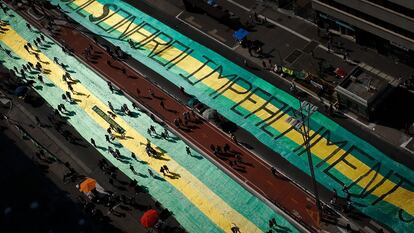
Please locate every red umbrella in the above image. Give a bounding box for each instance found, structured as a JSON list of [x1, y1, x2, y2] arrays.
[[140, 209, 159, 228]]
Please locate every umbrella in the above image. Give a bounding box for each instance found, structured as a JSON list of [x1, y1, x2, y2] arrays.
[[335, 67, 347, 78], [233, 28, 249, 41], [14, 86, 29, 97], [202, 108, 218, 120], [79, 178, 97, 193], [140, 209, 159, 228]]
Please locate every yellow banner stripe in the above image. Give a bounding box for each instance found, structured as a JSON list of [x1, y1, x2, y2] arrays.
[[74, 0, 414, 216], [0, 28, 262, 233]]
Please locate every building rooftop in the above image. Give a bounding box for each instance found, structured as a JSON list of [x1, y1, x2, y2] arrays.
[[336, 67, 390, 105]]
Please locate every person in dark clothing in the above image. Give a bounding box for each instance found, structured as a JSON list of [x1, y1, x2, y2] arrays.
[[186, 146, 191, 156], [105, 134, 111, 142], [90, 138, 96, 147], [162, 165, 170, 173], [160, 167, 165, 176]]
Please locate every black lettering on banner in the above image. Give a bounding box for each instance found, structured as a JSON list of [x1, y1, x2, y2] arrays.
[[118, 20, 145, 41], [133, 24, 164, 50], [142, 32, 173, 57], [371, 173, 414, 205], [231, 87, 261, 116], [231, 87, 282, 121], [179, 55, 215, 85], [292, 127, 325, 155], [75, 0, 96, 18], [167, 49, 194, 70], [95, 5, 131, 32], [212, 77, 252, 104], [148, 40, 191, 67], [257, 105, 292, 138], [268, 107, 305, 139], [248, 94, 286, 121], [323, 145, 365, 187], [89, 3, 117, 23], [399, 209, 414, 223], [210, 72, 239, 99], [187, 60, 224, 85], [297, 129, 347, 166], [347, 163, 393, 199], [107, 11, 134, 34], [62, 0, 79, 11], [125, 22, 160, 49]]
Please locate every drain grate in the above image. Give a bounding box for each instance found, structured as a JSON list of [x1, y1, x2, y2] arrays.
[[284, 49, 303, 64]]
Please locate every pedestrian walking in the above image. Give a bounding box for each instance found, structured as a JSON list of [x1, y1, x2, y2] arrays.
[[230, 133, 238, 144], [160, 132, 167, 139], [90, 138, 96, 147], [57, 104, 63, 113], [186, 146, 191, 156], [160, 166, 165, 176], [65, 91, 71, 101], [37, 75, 44, 83], [107, 127, 112, 134], [149, 125, 156, 134], [223, 143, 230, 153], [131, 152, 136, 160], [35, 37, 42, 46], [106, 81, 114, 93], [235, 154, 241, 162], [174, 118, 179, 128], [289, 81, 296, 92], [68, 83, 74, 93], [148, 169, 154, 177], [115, 149, 121, 157], [132, 102, 137, 109], [60, 104, 67, 112], [35, 116, 41, 126], [210, 144, 216, 153], [262, 60, 267, 69], [160, 100, 165, 109], [147, 128, 152, 136], [105, 134, 111, 142], [108, 101, 114, 111], [164, 129, 169, 138], [271, 218, 277, 226], [61, 93, 67, 102], [231, 223, 241, 233], [163, 165, 170, 173], [271, 166, 277, 176], [148, 88, 154, 97], [129, 164, 135, 172]]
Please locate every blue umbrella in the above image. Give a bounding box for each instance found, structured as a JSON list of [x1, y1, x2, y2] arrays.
[[14, 86, 29, 97], [233, 28, 249, 41]]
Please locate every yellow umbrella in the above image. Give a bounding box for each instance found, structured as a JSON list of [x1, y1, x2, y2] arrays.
[[79, 178, 97, 193]]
